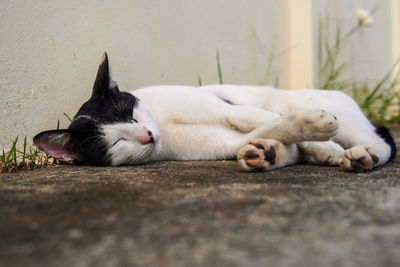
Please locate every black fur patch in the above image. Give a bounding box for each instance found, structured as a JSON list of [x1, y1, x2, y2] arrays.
[[68, 118, 110, 165], [375, 126, 397, 162], [75, 88, 138, 125]]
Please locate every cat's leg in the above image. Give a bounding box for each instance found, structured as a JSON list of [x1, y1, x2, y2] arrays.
[[233, 109, 338, 171], [173, 99, 339, 143], [229, 107, 338, 171], [217, 98, 338, 143], [243, 136, 389, 171], [237, 140, 345, 171], [223, 105, 280, 133], [237, 135, 389, 172], [244, 109, 338, 144]]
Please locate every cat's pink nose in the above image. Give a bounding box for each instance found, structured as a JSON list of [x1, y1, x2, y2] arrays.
[[140, 130, 154, 145]]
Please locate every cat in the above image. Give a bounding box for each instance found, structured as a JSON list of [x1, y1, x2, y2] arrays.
[[33, 53, 396, 172]]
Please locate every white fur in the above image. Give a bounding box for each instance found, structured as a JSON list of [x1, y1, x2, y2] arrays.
[[105, 84, 392, 171]]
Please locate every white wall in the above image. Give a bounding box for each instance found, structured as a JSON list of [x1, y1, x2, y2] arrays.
[[0, 0, 398, 148], [0, 0, 289, 148]]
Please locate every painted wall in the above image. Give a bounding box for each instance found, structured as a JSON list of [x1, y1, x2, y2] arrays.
[[0, 0, 398, 148], [0, 0, 289, 148]]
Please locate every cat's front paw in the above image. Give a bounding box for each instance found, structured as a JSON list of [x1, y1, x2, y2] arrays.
[[298, 141, 344, 165], [339, 146, 379, 171], [237, 139, 292, 171], [286, 109, 338, 143]]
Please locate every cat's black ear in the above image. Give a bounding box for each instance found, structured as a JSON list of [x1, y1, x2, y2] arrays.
[[92, 52, 111, 97], [33, 130, 80, 163]]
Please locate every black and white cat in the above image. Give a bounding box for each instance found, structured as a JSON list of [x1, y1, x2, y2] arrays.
[[33, 53, 396, 171]]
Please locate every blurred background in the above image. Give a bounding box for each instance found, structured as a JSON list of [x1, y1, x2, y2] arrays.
[[1, 0, 399, 148]]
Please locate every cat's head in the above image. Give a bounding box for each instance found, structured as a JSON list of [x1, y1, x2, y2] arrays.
[[33, 53, 161, 166]]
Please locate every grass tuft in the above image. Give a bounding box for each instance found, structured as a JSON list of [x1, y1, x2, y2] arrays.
[[0, 136, 58, 173], [1, 113, 73, 174]]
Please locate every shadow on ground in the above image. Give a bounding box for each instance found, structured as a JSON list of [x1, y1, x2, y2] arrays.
[[1, 131, 400, 267]]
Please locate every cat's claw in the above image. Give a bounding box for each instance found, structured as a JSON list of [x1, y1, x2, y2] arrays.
[[339, 146, 379, 171]]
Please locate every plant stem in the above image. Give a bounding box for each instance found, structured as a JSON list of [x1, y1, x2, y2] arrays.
[[216, 51, 223, 85]]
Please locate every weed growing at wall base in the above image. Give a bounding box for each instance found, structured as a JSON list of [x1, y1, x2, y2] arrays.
[[0, 136, 57, 173], [1, 113, 72, 173], [317, 8, 400, 126]]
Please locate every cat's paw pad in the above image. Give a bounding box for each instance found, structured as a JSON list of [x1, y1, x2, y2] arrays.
[[237, 144, 269, 171], [288, 109, 338, 142], [237, 139, 280, 171], [339, 146, 379, 171], [249, 139, 279, 165]]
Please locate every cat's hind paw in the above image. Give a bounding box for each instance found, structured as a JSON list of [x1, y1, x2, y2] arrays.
[[339, 146, 379, 171], [237, 139, 294, 171]]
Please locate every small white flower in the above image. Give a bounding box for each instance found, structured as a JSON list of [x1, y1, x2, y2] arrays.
[[357, 9, 373, 26]]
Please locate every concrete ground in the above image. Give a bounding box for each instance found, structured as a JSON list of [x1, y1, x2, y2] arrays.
[[1, 132, 400, 267]]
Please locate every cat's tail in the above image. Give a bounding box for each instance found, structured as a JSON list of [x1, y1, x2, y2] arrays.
[[375, 126, 397, 162]]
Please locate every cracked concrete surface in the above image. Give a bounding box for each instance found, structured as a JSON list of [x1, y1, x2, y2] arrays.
[[1, 131, 400, 267]]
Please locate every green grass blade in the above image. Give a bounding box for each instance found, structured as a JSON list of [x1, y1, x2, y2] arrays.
[[362, 58, 400, 108], [23, 136, 27, 165], [6, 136, 19, 163], [216, 51, 223, 85], [333, 25, 344, 56], [13, 137, 19, 165], [64, 112, 72, 123]]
